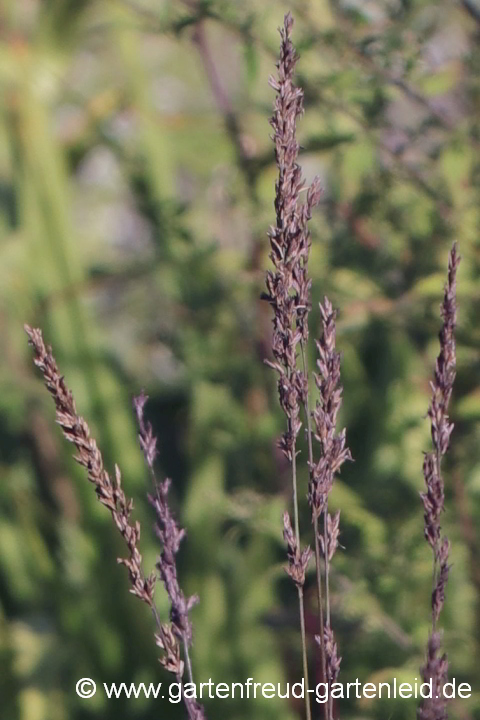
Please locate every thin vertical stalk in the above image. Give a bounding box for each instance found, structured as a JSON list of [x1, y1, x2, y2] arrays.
[[309, 298, 353, 720], [292, 449, 312, 720], [431, 443, 443, 634], [298, 586, 311, 720], [418, 243, 460, 720], [302, 344, 328, 720], [323, 503, 332, 720], [152, 590, 200, 720], [183, 634, 194, 686], [305, 337, 332, 720], [324, 510, 331, 628], [264, 15, 321, 720]]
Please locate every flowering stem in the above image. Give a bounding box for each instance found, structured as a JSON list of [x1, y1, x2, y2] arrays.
[[323, 503, 333, 720], [303, 343, 332, 720], [418, 243, 460, 720], [134, 392, 201, 701], [301, 343, 328, 719], [25, 327, 204, 717], [153, 605, 200, 720], [298, 587, 311, 720], [291, 444, 312, 720]]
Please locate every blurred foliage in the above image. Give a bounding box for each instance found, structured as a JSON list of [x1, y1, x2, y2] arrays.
[[0, 0, 479, 719]]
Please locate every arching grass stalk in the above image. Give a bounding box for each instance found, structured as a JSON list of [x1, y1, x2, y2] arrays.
[[25, 326, 205, 720]]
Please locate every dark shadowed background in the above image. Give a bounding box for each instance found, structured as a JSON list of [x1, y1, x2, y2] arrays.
[[1, 1, 479, 719]]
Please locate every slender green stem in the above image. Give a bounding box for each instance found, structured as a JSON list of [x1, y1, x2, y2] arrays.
[[153, 604, 197, 720], [324, 504, 333, 720], [291, 425, 312, 720], [324, 507, 331, 628], [151, 603, 163, 634], [298, 585, 312, 720], [301, 343, 328, 720], [183, 634, 194, 685]]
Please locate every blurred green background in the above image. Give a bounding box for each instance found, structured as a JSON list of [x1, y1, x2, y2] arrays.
[[1, 1, 479, 719]]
